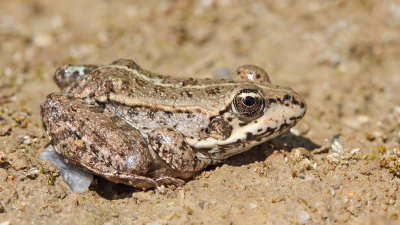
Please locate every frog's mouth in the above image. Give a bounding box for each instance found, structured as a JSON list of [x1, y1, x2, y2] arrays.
[[189, 97, 306, 160]]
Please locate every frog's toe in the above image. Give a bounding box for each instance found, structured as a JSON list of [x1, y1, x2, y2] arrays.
[[155, 177, 185, 187], [108, 175, 158, 189]]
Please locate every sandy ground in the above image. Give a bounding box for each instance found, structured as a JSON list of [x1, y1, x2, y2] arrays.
[[1, 0, 400, 224]]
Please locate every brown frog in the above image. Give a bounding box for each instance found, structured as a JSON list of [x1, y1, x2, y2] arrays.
[[40, 59, 306, 189]]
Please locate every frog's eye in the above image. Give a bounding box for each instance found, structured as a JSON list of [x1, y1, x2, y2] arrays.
[[231, 89, 264, 120]]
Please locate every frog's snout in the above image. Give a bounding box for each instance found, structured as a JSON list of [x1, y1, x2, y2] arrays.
[[280, 92, 307, 122]]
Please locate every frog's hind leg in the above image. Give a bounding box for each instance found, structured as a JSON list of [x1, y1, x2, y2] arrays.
[[54, 64, 98, 89], [40, 93, 158, 189]]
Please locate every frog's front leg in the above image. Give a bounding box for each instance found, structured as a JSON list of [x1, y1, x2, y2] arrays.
[[148, 127, 214, 180]]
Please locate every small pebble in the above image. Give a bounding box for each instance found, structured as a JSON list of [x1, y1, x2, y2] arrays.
[[297, 212, 310, 223], [0, 152, 6, 164], [26, 168, 39, 179], [327, 152, 340, 163], [271, 196, 284, 203], [290, 128, 300, 136], [11, 157, 27, 170], [32, 32, 54, 47], [331, 141, 343, 153], [350, 148, 360, 155]]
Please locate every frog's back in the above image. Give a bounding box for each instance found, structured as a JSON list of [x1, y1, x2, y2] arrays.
[[64, 60, 250, 116]]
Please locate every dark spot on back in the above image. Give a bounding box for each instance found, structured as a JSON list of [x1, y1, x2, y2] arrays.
[[128, 108, 139, 116], [206, 89, 217, 95], [182, 78, 198, 86], [186, 91, 193, 98], [147, 110, 156, 119]]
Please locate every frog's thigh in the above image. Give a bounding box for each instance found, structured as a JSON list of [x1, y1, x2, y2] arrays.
[[41, 93, 157, 188], [54, 64, 98, 89], [148, 127, 212, 179]]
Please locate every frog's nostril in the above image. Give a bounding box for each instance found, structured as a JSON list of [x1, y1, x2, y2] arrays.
[[291, 98, 299, 105], [283, 94, 291, 101]]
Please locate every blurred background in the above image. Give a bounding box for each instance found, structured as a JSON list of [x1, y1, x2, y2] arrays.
[[1, 0, 400, 224]]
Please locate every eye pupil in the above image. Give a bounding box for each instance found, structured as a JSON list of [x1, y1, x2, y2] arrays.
[[243, 96, 256, 106]]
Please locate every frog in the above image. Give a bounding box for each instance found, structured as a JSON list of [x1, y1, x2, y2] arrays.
[[40, 59, 306, 189]]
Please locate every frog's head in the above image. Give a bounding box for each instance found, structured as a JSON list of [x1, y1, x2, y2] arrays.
[[192, 65, 307, 160]]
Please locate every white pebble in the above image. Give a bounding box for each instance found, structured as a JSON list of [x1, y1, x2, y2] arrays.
[[331, 141, 343, 153], [350, 148, 361, 155], [40, 145, 93, 193], [327, 153, 340, 163], [297, 212, 310, 223]]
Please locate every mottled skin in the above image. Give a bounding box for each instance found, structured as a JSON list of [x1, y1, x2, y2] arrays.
[[41, 59, 306, 188]]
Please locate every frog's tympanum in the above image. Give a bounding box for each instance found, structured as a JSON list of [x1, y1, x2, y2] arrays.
[[41, 59, 306, 188]]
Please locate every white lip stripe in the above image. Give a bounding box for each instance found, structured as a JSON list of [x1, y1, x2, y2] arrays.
[[197, 130, 284, 159], [187, 105, 301, 148]]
